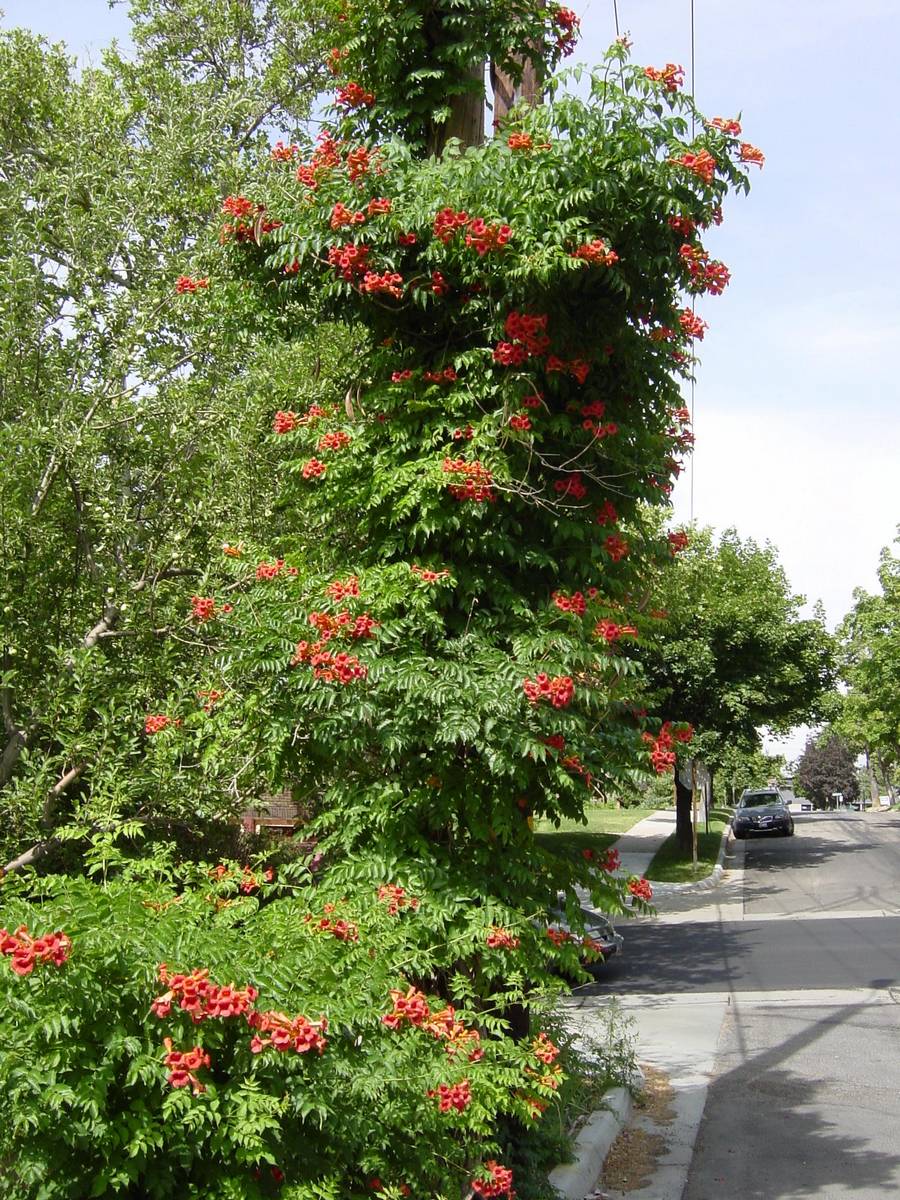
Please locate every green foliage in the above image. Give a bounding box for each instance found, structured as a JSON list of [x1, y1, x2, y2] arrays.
[[835, 536, 900, 791], [330, 0, 581, 151], [0, 4, 339, 858], [0, 848, 578, 1199], [714, 743, 787, 805], [641, 526, 835, 766], [133, 42, 762, 940], [2, 9, 762, 1196]]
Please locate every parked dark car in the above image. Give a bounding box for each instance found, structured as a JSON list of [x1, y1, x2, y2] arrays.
[[548, 905, 624, 977], [732, 790, 795, 838]]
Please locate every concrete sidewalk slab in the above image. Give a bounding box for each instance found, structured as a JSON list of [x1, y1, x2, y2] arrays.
[[560, 992, 729, 1200], [560, 988, 900, 1198], [607, 810, 676, 879]]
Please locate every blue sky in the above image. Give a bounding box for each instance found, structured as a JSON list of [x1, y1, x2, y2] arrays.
[[3, 0, 898, 757], [574, 1, 900, 632]]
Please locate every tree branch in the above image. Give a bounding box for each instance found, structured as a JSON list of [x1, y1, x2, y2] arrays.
[[41, 761, 87, 828], [30, 351, 196, 520], [82, 605, 120, 651], [0, 726, 30, 790], [0, 665, 16, 736], [66, 470, 99, 581], [2, 839, 53, 876]]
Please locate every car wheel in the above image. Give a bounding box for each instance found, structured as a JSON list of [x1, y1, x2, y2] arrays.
[[784, 826, 794, 837]]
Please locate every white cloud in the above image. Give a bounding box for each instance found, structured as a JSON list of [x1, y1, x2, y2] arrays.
[[672, 405, 899, 628]]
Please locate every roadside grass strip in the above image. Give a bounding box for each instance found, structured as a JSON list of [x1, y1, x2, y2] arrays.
[[644, 808, 734, 884]]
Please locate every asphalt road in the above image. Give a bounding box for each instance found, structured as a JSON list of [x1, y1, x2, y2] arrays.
[[743, 810, 900, 916], [580, 915, 900, 995], [682, 996, 900, 1200], [582, 811, 900, 996]]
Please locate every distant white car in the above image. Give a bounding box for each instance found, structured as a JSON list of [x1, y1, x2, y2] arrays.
[[786, 800, 812, 813]]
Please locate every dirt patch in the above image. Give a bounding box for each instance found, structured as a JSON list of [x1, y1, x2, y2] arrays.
[[601, 1128, 668, 1192], [634, 1063, 676, 1125], [598, 1064, 675, 1193]]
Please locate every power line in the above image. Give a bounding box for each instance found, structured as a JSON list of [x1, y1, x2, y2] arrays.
[[612, 0, 620, 38]]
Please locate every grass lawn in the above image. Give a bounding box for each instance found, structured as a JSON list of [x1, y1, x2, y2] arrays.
[[644, 807, 733, 883], [534, 805, 654, 860]]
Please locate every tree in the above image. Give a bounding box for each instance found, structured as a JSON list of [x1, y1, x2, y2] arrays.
[[1, 5, 765, 1194], [195, 21, 762, 911], [0, 2, 336, 863], [795, 730, 859, 809], [641, 527, 835, 850], [717, 743, 787, 807], [836, 537, 900, 800]]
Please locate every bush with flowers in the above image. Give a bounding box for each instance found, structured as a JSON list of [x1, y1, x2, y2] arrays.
[[0, 840, 604, 1199], [194, 29, 756, 919]]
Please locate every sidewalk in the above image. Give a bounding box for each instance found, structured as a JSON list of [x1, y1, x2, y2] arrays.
[[580, 811, 744, 921], [585, 808, 745, 923], [607, 808, 677, 879], [561, 812, 743, 1200]]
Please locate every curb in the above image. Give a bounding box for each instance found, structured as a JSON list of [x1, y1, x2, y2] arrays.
[[548, 1072, 642, 1200], [646, 824, 735, 896]]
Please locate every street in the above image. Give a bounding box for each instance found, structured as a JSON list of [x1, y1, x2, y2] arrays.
[[563, 811, 900, 1199], [743, 810, 900, 917], [682, 992, 900, 1199], [579, 914, 900, 994]]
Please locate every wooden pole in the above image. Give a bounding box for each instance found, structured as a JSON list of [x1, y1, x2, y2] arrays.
[[490, 55, 540, 127], [691, 759, 698, 871]]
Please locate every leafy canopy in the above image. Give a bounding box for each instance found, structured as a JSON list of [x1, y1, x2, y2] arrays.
[[836, 536, 900, 784], [641, 526, 835, 767], [794, 729, 860, 808]]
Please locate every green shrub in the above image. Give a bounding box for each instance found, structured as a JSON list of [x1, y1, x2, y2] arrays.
[[0, 849, 583, 1200]]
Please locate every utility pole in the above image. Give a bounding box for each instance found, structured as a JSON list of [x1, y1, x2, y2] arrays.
[[490, 56, 540, 125], [691, 759, 698, 870], [428, 63, 486, 155]]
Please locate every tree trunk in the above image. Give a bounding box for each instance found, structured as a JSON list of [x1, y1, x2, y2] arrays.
[[41, 761, 86, 828], [427, 63, 485, 156], [3, 838, 54, 875], [0, 727, 29, 790], [675, 772, 693, 855], [878, 753, 897, 802], [866, 747, 879, 811]]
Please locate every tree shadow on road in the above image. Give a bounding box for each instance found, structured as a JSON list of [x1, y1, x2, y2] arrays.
[[743, 817, 881, 866], [573, 914, 900, 995], [741, 815, 900, 915], [682, 999, 900, 1197]]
